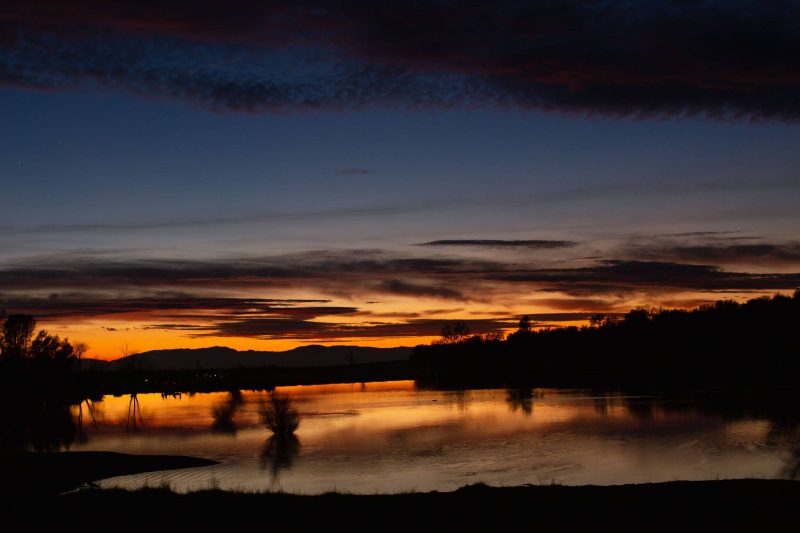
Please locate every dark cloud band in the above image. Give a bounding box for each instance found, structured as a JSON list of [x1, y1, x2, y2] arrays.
[[1, 1, 799, 119], [420, 240, 576, 249]]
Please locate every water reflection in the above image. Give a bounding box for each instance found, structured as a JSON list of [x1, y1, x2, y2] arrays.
[[443, 390, 470, 412], [505, 388, 539, 416], [211, 401, 238, 435], [126, 394, 143, 431], [74, 398, 102, 444], [4, 382, 800, 494], [766, 419, 800, 480], [261, 434, 301, 481], [211, 391, 243, 435], [0, 392, 78, 452]]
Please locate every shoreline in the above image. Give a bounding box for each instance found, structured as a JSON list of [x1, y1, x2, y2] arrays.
[[1, 451, 218, 495], [9, 475, 800, 531], [5, 451, 799, 530]]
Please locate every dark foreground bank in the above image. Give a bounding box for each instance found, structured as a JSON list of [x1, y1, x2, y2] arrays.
[[3, 452, 799, 532], [7, 481, 800, 532], [1, 451, 217, 495]]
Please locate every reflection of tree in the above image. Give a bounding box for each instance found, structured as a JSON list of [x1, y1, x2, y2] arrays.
[[229, 389, 243, 407], [625, 398, 658, 420], [74, 398, 101, 444], [127, 394, 143, 431], [211, 391, 241, 435], [260, 434, 301, 481], [0, 392, 78, 451], [506, 388, 535, 416], [444, 390, 469, 412], [767, 420, 800, 480], [31, 401, 77, 451], [592, 395, 619, 417], [260, 392, 301, 484]]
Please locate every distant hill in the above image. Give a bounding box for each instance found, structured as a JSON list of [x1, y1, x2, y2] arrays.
[[82, 345, 412, 371]]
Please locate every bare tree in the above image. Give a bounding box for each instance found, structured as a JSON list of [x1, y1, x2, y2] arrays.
[[72, 341, 89, 371], [436, 322, 472, 344], [483, 329, 506, 342], [120, 343, 140, 370]]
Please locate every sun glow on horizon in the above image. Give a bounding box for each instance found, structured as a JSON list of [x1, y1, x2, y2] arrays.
[[30, 287, 790, 359]]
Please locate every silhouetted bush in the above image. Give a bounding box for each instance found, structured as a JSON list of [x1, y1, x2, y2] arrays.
[[211, 395, 239, 434], [261, 393, 300, 436]]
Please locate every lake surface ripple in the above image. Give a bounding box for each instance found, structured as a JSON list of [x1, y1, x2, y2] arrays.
[[65, 381, 800, 493]]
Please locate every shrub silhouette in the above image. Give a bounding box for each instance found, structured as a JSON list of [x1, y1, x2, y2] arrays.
[[210, 391, 242, 434], [211, 401, 238, 434], [261, 393, 300, 436]]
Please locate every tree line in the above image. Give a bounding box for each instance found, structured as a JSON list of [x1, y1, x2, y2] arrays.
[[412, 291, 800, 390], [1, 313, 87, 364], [0, 314, 90, 451]]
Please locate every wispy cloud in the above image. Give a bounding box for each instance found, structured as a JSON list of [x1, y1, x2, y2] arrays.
[[336, 168, 371, 175], [375, 279, 466, 301], [0, 292, 353, 320], [420, 239, 576, 249], [2, 177, 796, 237], [3, 252, 799, 297], [1, 1, 799, 120], [620, 240, 800, 268], [1, 247, 799, 342], [0, 204, 428, 234], [492, 259, 800, 295], [151, 317, 515, 341]]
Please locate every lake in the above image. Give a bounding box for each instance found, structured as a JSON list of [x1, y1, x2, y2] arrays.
[[65, 381, 799, 494]]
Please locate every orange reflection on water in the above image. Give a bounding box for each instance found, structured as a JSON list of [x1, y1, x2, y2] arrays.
[[70, 383, 794, 493], [275, 380, 415, 396]]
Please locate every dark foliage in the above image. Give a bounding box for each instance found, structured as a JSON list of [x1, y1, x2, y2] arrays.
[[5, 478, 800, 532], [0, 314, 87, 451], [412, 292, 800, 390]]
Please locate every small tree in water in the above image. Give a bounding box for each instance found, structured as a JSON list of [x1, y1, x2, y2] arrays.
[[262, 392, 300, 436]]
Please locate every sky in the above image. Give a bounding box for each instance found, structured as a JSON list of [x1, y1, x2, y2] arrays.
[[1, 1, 799, 358]]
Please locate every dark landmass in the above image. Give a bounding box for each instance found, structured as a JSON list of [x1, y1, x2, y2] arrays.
[[1, 451, 217, 495], [84, 345, 411, 371], [79, 292, 800, 395], [413, 292, 800, 390], [5, 479, 799, 532], [82, 359, 414, 396], [4, 293, 800, 399]]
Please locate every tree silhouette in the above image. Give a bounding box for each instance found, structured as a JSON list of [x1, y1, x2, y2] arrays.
[[0, 314, 37, 359], [413, 291, 800, 389], [262, 393, 300, 436], [29, 331, 74, 361], [436, 322, 472, 344]]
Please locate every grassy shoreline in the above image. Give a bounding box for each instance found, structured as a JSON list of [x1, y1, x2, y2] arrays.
[[3, 452, 799, 530], [6, 477, 800, 531]]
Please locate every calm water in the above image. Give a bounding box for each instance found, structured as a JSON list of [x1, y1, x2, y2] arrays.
[[66, 381, 799, 493]]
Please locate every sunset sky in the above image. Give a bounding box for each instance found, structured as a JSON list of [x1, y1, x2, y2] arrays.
[[1, 1, 799, 358]]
